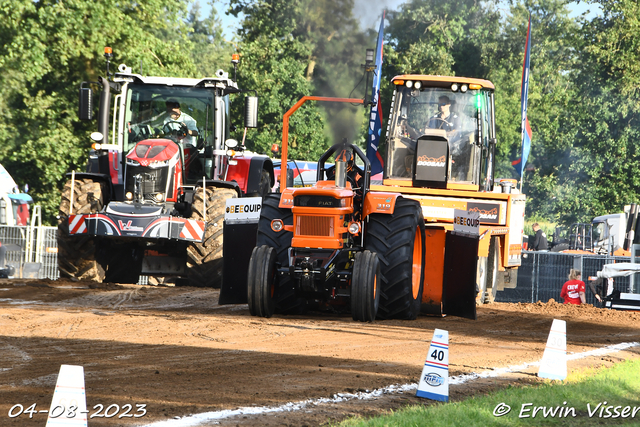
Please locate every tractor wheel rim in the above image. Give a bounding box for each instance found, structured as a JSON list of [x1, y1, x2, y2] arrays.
[[373, 273, 377, 299], [412, 226, 422, 299]]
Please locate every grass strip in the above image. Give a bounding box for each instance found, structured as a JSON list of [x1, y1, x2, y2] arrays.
[[339, 358, 640, 426]]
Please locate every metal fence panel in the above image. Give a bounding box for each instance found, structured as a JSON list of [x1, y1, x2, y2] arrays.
[[496, 251, 634, 304], [0, 225, 59, 279]]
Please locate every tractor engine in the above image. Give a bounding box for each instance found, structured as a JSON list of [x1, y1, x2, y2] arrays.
[[125, 140, 182, 205]]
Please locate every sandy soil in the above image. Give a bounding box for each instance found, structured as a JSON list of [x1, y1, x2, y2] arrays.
[[1, 279, 639, 426]]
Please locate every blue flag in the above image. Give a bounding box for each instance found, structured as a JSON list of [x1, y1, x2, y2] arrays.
[[517, 13, 532, 177], [366, 12, 385, 176]]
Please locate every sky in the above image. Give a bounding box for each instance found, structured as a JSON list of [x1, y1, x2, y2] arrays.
[[202, 0, 601, 40]]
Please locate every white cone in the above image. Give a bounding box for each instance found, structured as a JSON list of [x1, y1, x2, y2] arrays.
[[46, 365, 88, 427], [538, 319, 567, 380], [416, 328, 449, 402]]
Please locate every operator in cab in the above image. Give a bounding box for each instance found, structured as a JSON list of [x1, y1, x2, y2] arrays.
[[425, 96, 459, 132], [164, 100, 199, 147]]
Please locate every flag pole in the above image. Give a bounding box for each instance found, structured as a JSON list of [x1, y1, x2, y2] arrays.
[[519, 13, 532, 193]]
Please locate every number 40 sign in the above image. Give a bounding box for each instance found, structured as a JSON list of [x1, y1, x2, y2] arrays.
[[416, 328, 450, 402]]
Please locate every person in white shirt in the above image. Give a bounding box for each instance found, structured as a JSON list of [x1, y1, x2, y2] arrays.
[[164, 100, 198, 146]]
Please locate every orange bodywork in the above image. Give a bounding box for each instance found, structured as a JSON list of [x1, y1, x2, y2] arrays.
[[283, 181, 354, 250], [362, 192, 400, 216]]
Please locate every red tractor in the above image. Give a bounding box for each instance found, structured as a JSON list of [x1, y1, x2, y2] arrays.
[[58, 48, 273, 287]]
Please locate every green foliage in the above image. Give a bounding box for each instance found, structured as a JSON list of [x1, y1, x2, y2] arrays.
[[0, 0, 196, 223], [229, 0, 373, 159], [188, 1, 235, 77]]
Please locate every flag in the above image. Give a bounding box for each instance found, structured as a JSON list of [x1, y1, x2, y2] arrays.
[[366, 12, 385, 175], [517, 13, 532, 177]]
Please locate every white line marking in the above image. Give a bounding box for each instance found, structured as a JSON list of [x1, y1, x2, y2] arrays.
[[141, 342, 640, 427]]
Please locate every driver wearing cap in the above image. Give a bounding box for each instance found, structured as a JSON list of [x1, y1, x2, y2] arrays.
[[426, 95, 459, 132], [164, 100, 199, 146]]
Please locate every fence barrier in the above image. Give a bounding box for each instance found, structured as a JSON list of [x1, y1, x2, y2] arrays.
[[496, 251, 634, 305]]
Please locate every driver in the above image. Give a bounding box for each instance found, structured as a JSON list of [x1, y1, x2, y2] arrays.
[[164, 100, 198, 146], [426, 95, 459, 132]]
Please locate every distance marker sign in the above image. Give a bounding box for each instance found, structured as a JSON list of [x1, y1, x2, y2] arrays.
[[416, 329, 450, 402]]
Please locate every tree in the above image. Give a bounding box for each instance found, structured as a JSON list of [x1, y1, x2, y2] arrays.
[[540, 0, 640, 224], [0, 0, 197, 224], [489, 0, 581, 223], [188, 1, 235, 78], [228, 0, 373, 159]]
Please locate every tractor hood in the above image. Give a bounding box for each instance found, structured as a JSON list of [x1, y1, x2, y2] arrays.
[[126, 139, 179, 166]]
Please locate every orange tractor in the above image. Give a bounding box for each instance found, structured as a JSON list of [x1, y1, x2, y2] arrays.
[[248, 75, 525, 321]]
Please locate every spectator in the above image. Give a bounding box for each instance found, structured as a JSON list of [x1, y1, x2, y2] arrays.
[[560, 269, 586, 305], [531, 223, 548, 251], [588, 276, 619, 307]]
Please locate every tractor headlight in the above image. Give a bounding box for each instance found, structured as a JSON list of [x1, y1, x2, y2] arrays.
[[271, 219, 284, 232], [414, 81, 422, 89], [460, 84, 468, 93], [125, 192, 133, 200], [348, 222, 361, 235], [405, 80, 414, 88], [226, 150, 236, 157], [451, 83, 459, 92], [155, 193, 164, 202]]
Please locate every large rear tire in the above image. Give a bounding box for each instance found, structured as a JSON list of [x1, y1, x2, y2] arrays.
[[256, 193, 305, 314], [365, 198, 425, 319], [247, 245, 277, 318], [57, 178, 107, 281], [186, 187, 237, 287], [351, 250, 381, 322]]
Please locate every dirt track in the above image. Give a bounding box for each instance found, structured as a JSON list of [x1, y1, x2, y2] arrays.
[[1, 279, 639, 426]]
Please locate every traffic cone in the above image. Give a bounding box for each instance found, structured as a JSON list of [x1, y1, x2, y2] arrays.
[[416, 328, 449, 402], [538, 319, 567, 380], [46, 365, 88, 427]]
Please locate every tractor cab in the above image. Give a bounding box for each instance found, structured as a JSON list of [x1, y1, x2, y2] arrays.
[[385, 76, 496, 191]]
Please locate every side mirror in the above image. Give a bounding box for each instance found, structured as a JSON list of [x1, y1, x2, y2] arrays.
[[244, 95, 259, 128], [79, 85, 93, 120]]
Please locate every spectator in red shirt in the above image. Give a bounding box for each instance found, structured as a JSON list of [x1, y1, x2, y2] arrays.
[[560, 269, 586, 305]]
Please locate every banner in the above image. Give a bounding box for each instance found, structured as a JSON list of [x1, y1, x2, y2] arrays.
[[515, 13, 532, 177], [366, 12, 385, 175]]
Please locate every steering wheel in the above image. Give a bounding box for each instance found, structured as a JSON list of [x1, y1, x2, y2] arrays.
[[162, 121, 189, 140], [428, 117, 450, 130]]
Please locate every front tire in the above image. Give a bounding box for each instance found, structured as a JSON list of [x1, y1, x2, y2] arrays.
[[365, 198, 425, 319], [256, 194, 305, 314], [351, 250, 381, 322], [57, 178, 107, 281], [247, 245, 277, 318], [186, 186, 237, 287]]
